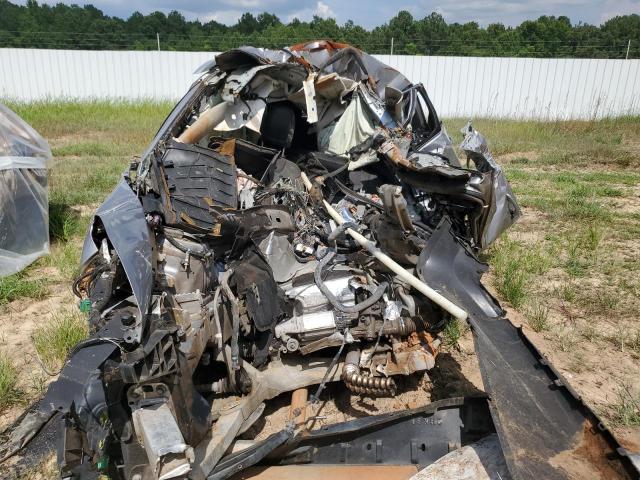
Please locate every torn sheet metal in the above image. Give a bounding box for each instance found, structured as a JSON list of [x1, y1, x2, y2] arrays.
[[303, 72, 319, 124], [91, 179, 153, 343], [257, 231, 308, 283], [16, 40, 638, 480], [417, 217, 638, 479], [460, 122, 521, 248], [132, 403, 194, 480]]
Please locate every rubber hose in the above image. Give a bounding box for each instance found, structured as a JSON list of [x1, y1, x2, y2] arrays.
[[314, 249, 388, 314], [327, 222, 359, 242], [381, 317, 419, 337], [164, 233, 209, 259]]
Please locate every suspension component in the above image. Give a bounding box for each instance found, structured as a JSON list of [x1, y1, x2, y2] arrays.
[[382, 317, 419, 337], [341, 347, 396, 397]]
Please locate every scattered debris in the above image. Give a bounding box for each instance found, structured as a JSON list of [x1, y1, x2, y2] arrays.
[[2, 41, 638, 480]]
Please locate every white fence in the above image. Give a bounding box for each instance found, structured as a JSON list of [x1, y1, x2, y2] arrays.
[[1, 48, 639, 119]]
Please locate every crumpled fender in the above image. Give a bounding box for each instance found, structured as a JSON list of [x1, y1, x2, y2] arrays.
[[80, 178, 153, 343]]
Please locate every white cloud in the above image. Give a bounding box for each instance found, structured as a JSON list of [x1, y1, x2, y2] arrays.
[[287, 1, 336, 22], [600, 0, 640, 22], [199, 10, 244, 24], [420, 0, 600, 26], [315, 1, 336, 18], [220, 0, 262, 7], [12, 0, 638, 28]]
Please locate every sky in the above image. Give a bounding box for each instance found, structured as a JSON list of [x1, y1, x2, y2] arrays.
[[12, 0, 640, 28]]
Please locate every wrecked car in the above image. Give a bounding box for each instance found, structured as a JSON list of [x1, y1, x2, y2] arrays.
[[4, 41, 640, 480]]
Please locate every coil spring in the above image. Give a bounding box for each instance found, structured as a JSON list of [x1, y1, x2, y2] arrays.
[[342, 371, 396, 397]]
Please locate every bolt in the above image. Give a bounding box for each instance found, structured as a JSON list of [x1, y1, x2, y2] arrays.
[[120, 313, 135, 326], [177, 327, 186, 340]]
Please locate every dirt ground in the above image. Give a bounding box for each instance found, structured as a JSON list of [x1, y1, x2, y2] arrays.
[[1, 110, 639, 477], [246, 335, 485, 442], [0, 275, 74, 432], [1, 189, 638, 477]]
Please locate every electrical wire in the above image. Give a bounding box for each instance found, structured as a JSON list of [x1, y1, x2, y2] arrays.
[[309, 331, 348, 404], [1, 30, 636, 58]]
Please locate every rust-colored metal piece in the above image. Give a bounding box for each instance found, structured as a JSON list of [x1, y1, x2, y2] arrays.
[[218, 138, 236, 157], [382, 330, 438, 377], [379, 140, 413, 169], [342, 370, 396, 397], [288, 388, 308, 426], [289, 40, 353, 52], [231, 464, 418, 480], [419, 331, 440, 358]]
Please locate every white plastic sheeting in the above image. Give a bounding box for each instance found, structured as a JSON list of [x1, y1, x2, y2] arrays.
[[319, 93, 375, 155], [0, 104, 51, 276]]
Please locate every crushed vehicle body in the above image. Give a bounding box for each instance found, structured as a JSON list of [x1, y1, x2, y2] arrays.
[[4, 41, 640, 480]]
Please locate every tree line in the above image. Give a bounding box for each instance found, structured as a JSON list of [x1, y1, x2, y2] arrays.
[[0, 0, 638, 58]]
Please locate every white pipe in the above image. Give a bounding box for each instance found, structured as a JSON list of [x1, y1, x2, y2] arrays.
[[301, 172, 468, 321], [177, 102, 229, 144]]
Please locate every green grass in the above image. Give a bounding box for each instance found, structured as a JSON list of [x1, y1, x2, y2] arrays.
[[489, 238, 555, 308], [0, 354, 21, 410], [495, 259, 528, 308], [558, 284, 577, 303], [444, 117, 640, 159], [0, 102, 173, 309], [441, 318, 466, 348], [0, 272, 48, 305], [606, 327, 640, 355], [612, 384, 640, 427], [525, 301, 550, 332], [49, 202, 83, 242], [42, 240, 83, 280], [32, 309, 89, 372], [7, 100, 172, 209], [6, 100, 172, 141]]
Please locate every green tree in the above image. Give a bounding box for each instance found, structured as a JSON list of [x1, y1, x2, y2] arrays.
[[0, 1, 637, 58]]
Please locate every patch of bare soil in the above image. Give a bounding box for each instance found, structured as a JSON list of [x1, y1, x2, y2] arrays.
[[497, 151, 540, 163], [550, 422, 630, 480], [247, 334, 486, 442], [47, 131, 107, 149], [507, 207, 549, 244], [493, 275, 639, 443], [610, 185, 640, 215], [70, 203, 100, 217], [0, 281, 73, 432]]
